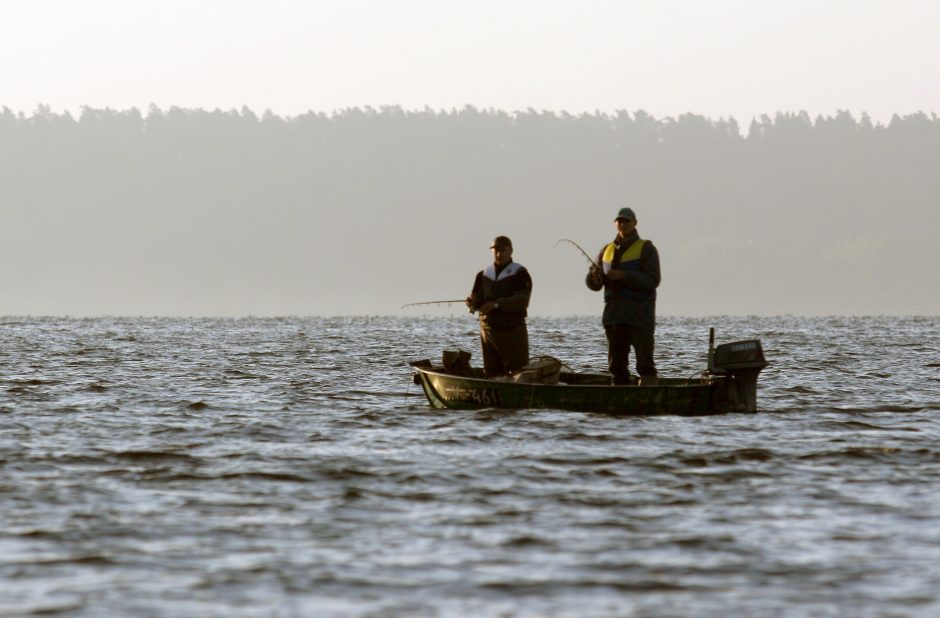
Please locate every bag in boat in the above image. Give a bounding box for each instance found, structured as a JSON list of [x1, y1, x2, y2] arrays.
[[442, 349, 474, 376], [512, 356, 562, 384]]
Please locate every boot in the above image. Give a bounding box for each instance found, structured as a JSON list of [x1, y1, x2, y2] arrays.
[[611, 372, 633, 386]]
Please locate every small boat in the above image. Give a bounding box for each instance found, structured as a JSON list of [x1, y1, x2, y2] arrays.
[[410, 329, 768, 416]]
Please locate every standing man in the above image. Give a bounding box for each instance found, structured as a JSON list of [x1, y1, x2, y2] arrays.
[[586, 207, 661, 385], [466, 235, 533, 377]]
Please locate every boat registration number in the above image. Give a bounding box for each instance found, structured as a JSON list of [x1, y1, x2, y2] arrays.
[[444, 386, 501, 407]]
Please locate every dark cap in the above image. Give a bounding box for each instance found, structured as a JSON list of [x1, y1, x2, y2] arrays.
[[615, 207, 636, 221], [490, 235, 512, 249]]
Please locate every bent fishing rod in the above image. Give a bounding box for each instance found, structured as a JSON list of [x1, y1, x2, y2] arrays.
[[555, 238, 600, 270]]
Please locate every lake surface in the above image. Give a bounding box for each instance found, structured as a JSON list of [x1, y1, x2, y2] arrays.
[[1, 315, 938, 617]]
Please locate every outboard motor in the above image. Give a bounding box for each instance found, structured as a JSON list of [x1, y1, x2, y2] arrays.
[[708, 329, 768, 412]]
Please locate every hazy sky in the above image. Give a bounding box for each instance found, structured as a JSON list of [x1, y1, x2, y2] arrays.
[[3, 0, 938, 317], [2, 0, 938, 124]]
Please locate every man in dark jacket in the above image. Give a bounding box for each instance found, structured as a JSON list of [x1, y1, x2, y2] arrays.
[[466, 236, 533, 377], [586, 207, 661, 385]]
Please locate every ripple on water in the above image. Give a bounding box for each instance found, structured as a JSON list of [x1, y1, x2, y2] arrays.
[[0, 315, 939, 616]]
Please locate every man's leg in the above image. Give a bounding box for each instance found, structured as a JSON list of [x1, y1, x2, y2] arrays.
[[605, 324, 632, 385], [486, 325, 529, 375], [633, 326, 657, 381], [480, 329, 505, 377]]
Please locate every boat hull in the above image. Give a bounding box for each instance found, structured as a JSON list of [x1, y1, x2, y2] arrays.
[[412, 368, 757, 416]]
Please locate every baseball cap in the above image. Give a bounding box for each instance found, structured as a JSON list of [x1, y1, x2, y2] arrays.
[[490, 235, 512, 249], [615, 207, 636, 221]]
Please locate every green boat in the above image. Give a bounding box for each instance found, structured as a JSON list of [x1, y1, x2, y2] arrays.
[[410, 330, 768, 416]]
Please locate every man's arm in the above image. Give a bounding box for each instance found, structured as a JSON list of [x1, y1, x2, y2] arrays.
[[585, 250, 605, 291], [466, 272, 484, 310]]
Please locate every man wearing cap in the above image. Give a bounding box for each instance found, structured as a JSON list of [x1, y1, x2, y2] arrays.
[[466, 236, 533, 378], [586, 207, 661, 385]]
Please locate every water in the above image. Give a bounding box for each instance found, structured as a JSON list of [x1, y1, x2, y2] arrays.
[[1, 315, 938, 617]]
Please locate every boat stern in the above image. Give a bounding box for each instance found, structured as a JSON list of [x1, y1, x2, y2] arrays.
[[710, 339, 768, 412]]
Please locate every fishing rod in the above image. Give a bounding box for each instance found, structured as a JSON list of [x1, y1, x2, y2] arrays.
[[555, 238, 600, 270], [401, 299, 474, 312]]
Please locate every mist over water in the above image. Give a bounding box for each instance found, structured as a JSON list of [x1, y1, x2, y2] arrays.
[[2, 315, 938, 616], [2, 107, 938, 317]]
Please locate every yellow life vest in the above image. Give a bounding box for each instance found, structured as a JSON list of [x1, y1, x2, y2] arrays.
[[602, 239, 646, 274]]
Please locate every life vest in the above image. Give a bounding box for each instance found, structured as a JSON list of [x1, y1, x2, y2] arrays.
[[602, 239, 655, 303], [478, 261, 529, 327], [483, 261, 524, 284]]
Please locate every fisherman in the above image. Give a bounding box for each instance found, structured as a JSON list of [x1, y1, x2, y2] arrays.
[[466, 235, 533, 377], [585, 207, 661, 385]]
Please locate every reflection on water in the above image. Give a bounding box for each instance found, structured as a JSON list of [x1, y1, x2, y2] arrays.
[[1, 316, 939, 616]]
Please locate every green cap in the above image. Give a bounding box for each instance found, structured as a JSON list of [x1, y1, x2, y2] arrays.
[[615, 207, 636, 221]]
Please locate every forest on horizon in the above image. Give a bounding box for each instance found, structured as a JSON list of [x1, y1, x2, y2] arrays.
[[2, 105, 937, 316]]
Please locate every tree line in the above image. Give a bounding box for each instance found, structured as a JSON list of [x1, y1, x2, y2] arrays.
[[1, 105, 937, 316]]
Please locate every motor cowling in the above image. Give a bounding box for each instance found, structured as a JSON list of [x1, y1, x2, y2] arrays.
[[712, 339, 767, 373]]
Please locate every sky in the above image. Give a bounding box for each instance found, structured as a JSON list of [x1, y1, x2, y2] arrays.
[[2, 0, 938, 125], [2, 0, 938, 317]]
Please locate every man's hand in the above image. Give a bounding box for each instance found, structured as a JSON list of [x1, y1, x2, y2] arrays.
[[589, 266, 605, 286], [606, 270, 626, 282], [479, 301, 498, 314]]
